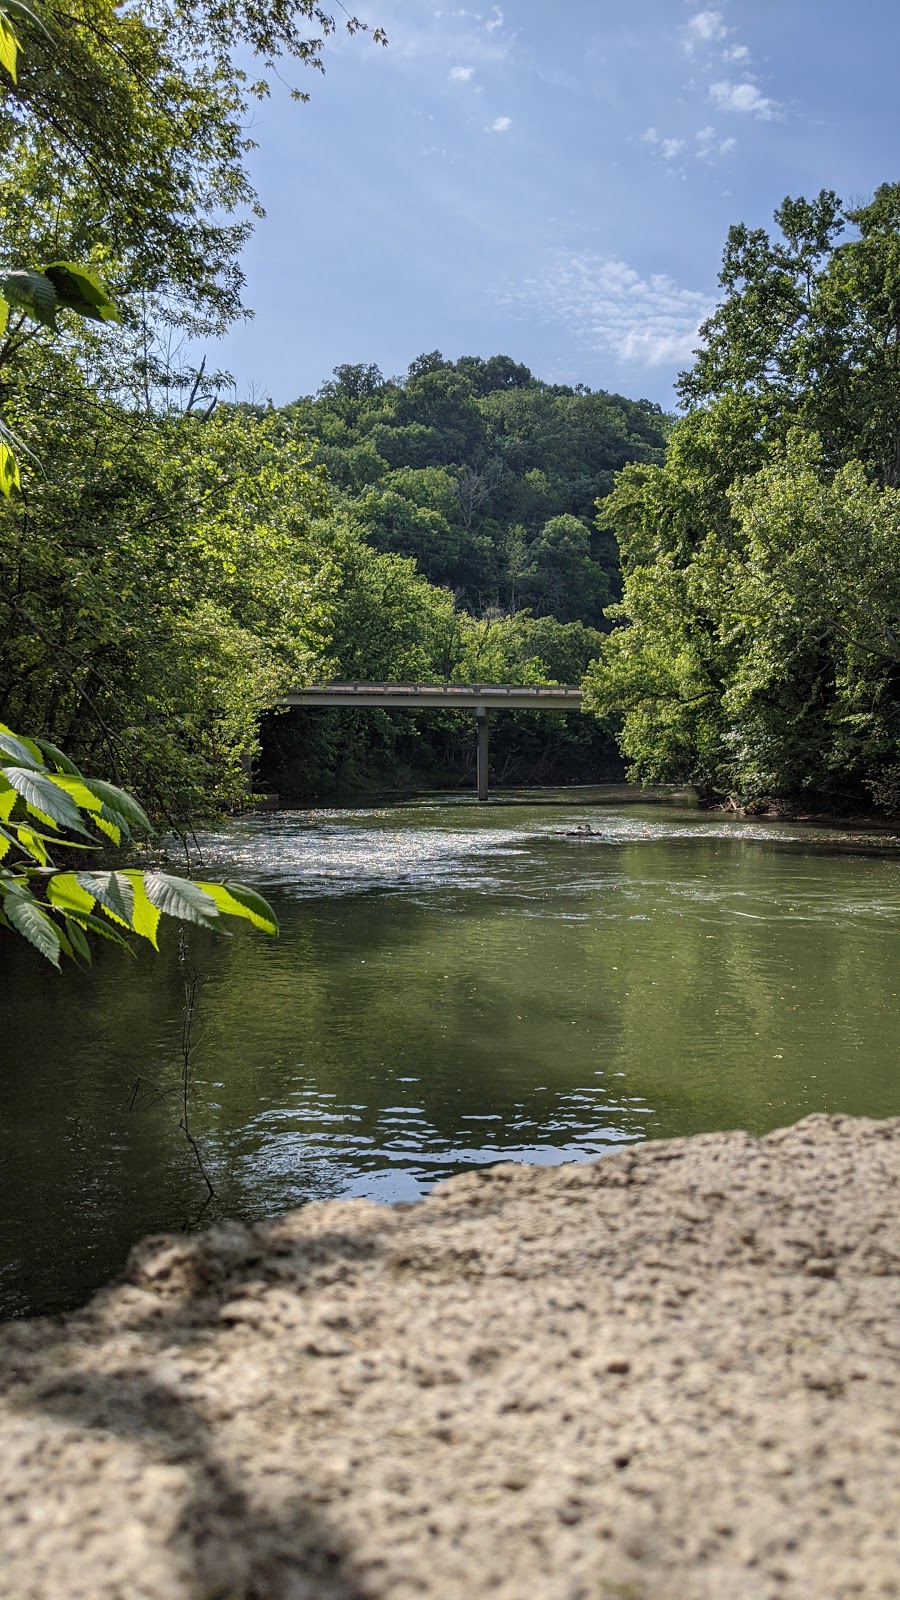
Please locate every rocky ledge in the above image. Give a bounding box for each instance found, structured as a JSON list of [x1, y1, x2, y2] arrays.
[[1, 1114, 898, 1600]]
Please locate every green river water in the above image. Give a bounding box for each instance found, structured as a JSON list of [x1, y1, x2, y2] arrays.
[[2, 794, 899, 1319]]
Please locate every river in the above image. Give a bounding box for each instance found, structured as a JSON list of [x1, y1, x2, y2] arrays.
[[2, 794, 899, 1318]]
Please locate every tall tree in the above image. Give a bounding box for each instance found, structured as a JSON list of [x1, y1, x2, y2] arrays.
[[584, 183, 900, 809]]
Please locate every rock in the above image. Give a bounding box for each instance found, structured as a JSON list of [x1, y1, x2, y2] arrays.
[[0, 1114, 898, 1599]]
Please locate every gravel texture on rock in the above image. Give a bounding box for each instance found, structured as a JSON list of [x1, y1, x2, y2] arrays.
[[1, 1114, 898, 1600]]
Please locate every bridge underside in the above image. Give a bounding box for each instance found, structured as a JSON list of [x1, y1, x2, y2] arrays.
[[278, 682, 584, 801]]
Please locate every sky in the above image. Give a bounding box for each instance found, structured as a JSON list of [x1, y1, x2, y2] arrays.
[[210, 0, 900, 409]]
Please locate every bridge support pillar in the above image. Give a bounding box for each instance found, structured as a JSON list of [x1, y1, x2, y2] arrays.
[[475, 707, 489, 802]]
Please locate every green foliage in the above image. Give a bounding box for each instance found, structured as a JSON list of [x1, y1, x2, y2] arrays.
[[0, 0, 384, 340], [679, 185, 900, 487], [0, 391, 334, 815], [584, 182, 900, 811], [284, 352, 668, 619], [0, 721, 278, 965]]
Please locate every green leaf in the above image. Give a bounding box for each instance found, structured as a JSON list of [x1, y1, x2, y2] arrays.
[[64, 908, 134, 952], [0, 776, 17, 822], [93, 812, 122, 847], [122, 871, 162, 948], [141, 871, 220, 928], [3, 767, 89, 833], [46, 873, 96, 918], [76, 869, 134, 926], [198, 879, 279, 935], [0, 296, 8, 339], [32, 737, 83, 776], [0, 440, 18, 497], [63, 916, 92, 964], [47, 774, 104, 813], [42, 262, 120, 324], [1, 0, 52, 40], [81, 778, 152, 834], [0, 270, 58, 330], [16, 826, 49, 865], [4, 889, 61, 966], [0, 11, 18, 83], [0, 726, 44, 766], [0, 732, 45, 768]]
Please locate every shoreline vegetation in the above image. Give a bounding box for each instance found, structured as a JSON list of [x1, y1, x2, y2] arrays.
[[1, 1113, 896, 1598]]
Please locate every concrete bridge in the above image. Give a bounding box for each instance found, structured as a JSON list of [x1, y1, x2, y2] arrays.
[[279, 682, 584, 801]]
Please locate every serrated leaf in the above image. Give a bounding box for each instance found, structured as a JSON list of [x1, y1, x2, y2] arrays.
[[0, 13, 18, 83], [0, 777, 17, 822], [63, 916, 92, 963], [16, 826, 49, 865], [32, 737, 83, 776], [120, 871, 161, 947], [0, 269, 57, 330], [0, 728, 44, 767], [76, 869, 134, 927], [82, 778, 152, 833], [0, 440, 19, 496], [3, 767, 90, 833], [141, 871, 220, 928], [48, 774, 103, 813], [43, 262, 120, 324], [65, 908, 134, 951], [197, 879, 279, 935], [4, 889, 61, 966], [47, 873, 96, 918], [93, 812, 121, 846]]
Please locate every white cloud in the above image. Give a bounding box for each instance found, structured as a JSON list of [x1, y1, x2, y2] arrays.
[[695, 125, 737, 160], [642, 127, 659, 145], [726, 44, 750, 61], [685, 9, 728, 49], [710, 80, 781, 119], [490, 115, 512, 133], [383, 6, 511, 65], [662, 137, 686, 160], [501, 254, 714, 369], [449, 65, 474, 81]]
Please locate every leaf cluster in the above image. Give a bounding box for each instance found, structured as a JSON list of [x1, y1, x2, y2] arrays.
[[0, 721, 278, 964]]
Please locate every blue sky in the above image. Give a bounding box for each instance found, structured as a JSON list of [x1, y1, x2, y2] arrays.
[[212, 1, 900, 409]]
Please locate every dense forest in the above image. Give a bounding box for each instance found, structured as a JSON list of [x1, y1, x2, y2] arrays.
[[3, 0, 900, 826]]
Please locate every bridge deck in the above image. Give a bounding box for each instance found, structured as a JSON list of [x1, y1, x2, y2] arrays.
[[280, 682, 583, 712], [277, 682, 585, 801]]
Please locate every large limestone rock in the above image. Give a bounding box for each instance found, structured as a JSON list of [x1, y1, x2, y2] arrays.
[[1, 1114, 898, 1598]]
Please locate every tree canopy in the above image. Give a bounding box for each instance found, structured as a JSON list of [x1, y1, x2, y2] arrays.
[[584, 183, 900, 812]]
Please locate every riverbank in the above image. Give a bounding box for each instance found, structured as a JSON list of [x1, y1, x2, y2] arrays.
[[1, 1114, 897, 1598]]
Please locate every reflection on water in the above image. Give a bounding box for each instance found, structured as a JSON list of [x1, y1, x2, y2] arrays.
[[2, 798, 899, 1317]]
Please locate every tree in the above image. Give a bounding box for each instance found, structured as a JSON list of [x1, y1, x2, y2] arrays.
[[583, 182, 900, 809], [0, 0, 385, 340], [519, 515, 610, 627], [679, 185, 900, 485]]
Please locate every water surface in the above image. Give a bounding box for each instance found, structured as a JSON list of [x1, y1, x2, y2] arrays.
[[2, 797, 899, 1317]]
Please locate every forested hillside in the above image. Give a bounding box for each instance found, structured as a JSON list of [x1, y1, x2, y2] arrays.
[[259, 356, 668, 797], [282, 354, 667, 621]]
